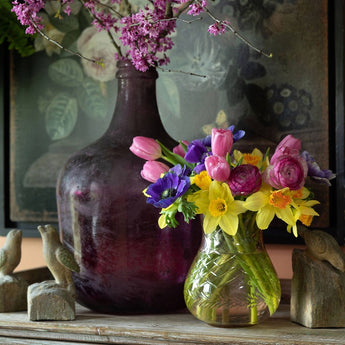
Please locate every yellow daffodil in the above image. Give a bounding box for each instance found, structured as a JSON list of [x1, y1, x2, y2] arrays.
[[287, 188, 320, 236], [187, 181, 246, 235], [233, 148, 269, 171], [243, 185, 296, 230], [191, 171, 212, 190]]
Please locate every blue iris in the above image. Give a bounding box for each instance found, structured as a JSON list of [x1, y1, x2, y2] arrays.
[[146, 167, 191, 208]]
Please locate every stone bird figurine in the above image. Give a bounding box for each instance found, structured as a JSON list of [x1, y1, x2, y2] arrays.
[[38, 224, 80, 297], [0, 229, 22, 277], [298, 225, 345, 272]]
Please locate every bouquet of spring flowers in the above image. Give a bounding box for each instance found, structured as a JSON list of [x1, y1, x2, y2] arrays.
[[130, 127, 334, 236], [130, 127, 335, 326]]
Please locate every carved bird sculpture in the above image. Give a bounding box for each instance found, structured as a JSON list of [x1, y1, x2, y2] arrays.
[[298, 225, 345, 272], [38, 224, 80, 297], [0, 229, 22, 276]]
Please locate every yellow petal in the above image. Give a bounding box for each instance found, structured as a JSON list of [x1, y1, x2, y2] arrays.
[[188, 191, 209, 214], [158, 215, 167, 229], [302, 200, 320, 207], [256, 206, 275, 229], [209, 181, 222, 200], [300, 187, 310, 199], [298, 206, 319, 216], [221, 182, 234, 203], [243, 191, 267, 211], [203, 213, 219, 234], [230, 200, 246, 215], [252, 148, 263, 160], [233, 150, 243, 163], [219, 214, 238, 236], [275, 207, 295, 226]]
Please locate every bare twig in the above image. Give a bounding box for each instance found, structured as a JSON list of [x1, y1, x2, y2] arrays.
[[128, 16, 202, 28], [156, 65, 207, 78], [90, 0, 124, 18], [197, 0, 272, 58], [30, 19, 103, 64]]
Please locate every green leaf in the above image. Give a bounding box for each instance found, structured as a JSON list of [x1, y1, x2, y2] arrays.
[[62, 30, 81, 48], [48, 58, 84, 87], [77, 78, 108, 119], [45, 93, 78, 140]]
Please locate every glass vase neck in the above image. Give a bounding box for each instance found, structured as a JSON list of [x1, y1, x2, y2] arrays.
[[104, 60, 165, 143]]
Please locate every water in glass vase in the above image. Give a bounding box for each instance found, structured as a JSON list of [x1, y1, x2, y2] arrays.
[[184, 220, 281, 327]]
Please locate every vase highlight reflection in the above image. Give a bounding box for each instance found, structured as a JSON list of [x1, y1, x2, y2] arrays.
[[184, 212, 281, 327], [56, 60, 202, 314]]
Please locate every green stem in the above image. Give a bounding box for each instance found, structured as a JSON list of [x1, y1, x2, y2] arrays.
[[249, 283, 258, 325]]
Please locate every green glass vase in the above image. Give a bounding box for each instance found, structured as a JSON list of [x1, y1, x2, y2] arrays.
[[184, 211, 281, 327]]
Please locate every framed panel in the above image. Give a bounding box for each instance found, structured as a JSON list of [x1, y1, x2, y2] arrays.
[[1, 0, 344, 243]]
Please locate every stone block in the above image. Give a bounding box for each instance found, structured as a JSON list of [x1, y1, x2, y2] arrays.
[[291, 248, 345, 328], [0, 275, 28, 312], [28, 280, 75, 321]]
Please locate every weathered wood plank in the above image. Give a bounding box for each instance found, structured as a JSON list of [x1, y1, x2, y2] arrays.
[[0, 304, 343, 345]]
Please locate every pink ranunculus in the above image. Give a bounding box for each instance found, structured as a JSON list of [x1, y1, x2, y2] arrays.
[[264, 155, 308, 190], [130, 136, 162, 160], [173, 140, 190, 158], [228, 164, 262, 196], [211, 128, 233, 157], [140, 161, 169, 183], [271, 135, 302, 164], [205, 155, 230, 182]]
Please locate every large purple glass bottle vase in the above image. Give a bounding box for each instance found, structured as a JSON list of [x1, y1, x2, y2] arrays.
[[56, 60, 202, 314]]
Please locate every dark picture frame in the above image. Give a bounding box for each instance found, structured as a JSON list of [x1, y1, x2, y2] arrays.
[[0, 0, 344, 243]]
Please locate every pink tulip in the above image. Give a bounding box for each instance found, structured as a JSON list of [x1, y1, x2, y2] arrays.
[[211, 128, 233, 157], [173, 140, 190, 158], [130, 136, 162, 160], [271, 135, 301, 164], [141, 161, 170, 183], [205, 155, 230, 182]]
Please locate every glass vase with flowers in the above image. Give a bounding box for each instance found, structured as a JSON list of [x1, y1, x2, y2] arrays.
[[131, 127, 335, 326]]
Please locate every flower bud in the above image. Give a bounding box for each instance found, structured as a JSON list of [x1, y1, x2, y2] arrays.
[[271, 135, 301, 164], [211, 128, 233, 157], [140, 161, 169, 183], [228, 164, 262, 196], [130, 136, 161, 160], [205, 155, 230, 182], [173, 140, 190, 158]]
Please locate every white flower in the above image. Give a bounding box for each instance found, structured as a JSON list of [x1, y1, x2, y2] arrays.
[[77, 26, 118, 82]]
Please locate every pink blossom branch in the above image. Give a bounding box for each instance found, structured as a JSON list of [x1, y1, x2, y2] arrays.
[[78, 0, 123, 57], [29, 18, 104, 64], [174, 0, 195, 18], [197, 0, 272, 58]]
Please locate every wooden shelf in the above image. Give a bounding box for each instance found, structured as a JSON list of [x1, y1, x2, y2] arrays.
[[0, 304, 344, 344]]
